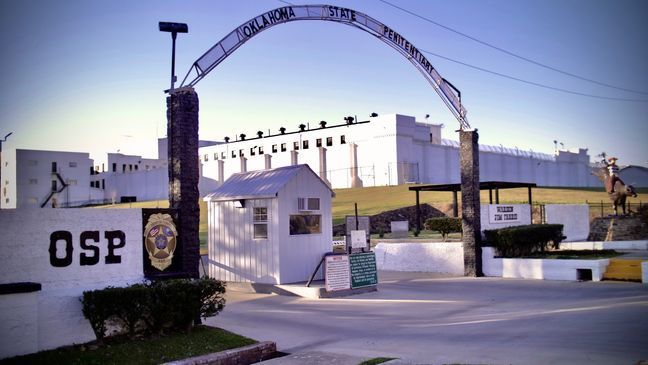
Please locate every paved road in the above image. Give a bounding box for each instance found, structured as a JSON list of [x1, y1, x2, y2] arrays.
[[206, 271, 648, 365]]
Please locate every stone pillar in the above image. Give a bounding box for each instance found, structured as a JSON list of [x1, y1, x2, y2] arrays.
[[264, 154, 272, 170], [349, 143, 363, 188], [167, 87, 200, 278], [291, 150, 298, 166], [460, 130, 482, 277], [318, 147, 330, 186], [240, 156, 247, 173], [217, 160, 225, 185]]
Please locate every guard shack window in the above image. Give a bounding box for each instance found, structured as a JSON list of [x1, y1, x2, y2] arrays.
[[289, 215, 321, 235], [253, 207, 268, 239]]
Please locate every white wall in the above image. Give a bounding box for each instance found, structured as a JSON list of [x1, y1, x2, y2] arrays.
[[277, 168, 333, 284], [482, 247, 610, 281], [208, 198, 281, 284], [0, 209, 144, 358], [374, 242, 463, 275], [102, 168, 167, 203], [0, 291, 39, 358], [544, 204, 589, 242]]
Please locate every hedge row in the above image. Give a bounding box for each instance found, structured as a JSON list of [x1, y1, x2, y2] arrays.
[[424, 217, 462, 241], [81, 277, 226, 340], [484, 224, 565, 257]]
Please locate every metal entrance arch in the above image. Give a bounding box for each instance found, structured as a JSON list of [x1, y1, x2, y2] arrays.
[[166, 4, 482, 278], [179, 5, 469, 130]]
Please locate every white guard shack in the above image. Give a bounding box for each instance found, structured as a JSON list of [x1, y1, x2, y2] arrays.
[[204, 164, 335, 284]]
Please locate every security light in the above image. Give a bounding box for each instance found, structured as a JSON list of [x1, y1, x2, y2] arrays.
[[159, 22, 188, 92], [159, 22, 188, 33]]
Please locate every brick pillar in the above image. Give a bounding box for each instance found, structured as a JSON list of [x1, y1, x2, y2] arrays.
[[167, 87, 200, 278], [460, 130, 482, 277]]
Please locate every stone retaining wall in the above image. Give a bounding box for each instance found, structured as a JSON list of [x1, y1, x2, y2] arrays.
[[588, 216, 648, 241]]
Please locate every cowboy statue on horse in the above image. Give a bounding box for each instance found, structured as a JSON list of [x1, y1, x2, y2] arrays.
[[594, 154, 637, 216], [603, 156, 622, 193]]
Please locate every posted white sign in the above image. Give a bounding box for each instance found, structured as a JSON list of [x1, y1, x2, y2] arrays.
[[488, 205, 521, 224], [351, 230, 367, 249], [325, 255, 351, 292]]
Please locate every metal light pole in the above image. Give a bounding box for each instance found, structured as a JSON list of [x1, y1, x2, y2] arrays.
[[159, 22, 188, 93], [0, 132, 13, 207]]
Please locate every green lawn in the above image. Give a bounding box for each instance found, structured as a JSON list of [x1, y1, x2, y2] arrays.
[[0, 326, 255, 365]]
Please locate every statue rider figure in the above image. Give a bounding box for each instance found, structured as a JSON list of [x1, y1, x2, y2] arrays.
[[603, 156, 624, 193]]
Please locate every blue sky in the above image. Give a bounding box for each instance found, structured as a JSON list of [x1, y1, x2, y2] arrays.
[[1, 0, 646, 167]]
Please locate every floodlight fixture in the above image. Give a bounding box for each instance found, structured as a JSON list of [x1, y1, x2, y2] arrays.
[[159, 21, 188, 92]]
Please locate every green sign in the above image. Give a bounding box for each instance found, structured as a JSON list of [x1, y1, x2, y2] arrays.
[[350, 252, 378, 288]]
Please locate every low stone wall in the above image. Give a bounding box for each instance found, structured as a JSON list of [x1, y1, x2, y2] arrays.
[[482, 247, 610, 281], [588, 216, 648, 241], [163, 341, 277, 365], [334, 204, 448, 235], [374, 242, 464, 275]]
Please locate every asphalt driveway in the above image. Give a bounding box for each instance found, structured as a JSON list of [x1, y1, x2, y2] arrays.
[[206, 271, 648, 364]]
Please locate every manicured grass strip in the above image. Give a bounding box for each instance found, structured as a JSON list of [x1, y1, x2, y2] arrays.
[[359, 358, 397, 365], [0, 326, 256, 365], [521, 249, 621, 260]]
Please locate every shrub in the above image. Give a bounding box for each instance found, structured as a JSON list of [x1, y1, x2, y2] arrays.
[[425, 217, 462, 241], [81, 289, 114, 341], [484, 224, 565, 257], [113, 284, 150, 337], [81, 277, 226, 339]]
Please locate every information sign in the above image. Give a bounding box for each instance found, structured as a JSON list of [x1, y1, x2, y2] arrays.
[[350, 252, 378, 289], [325, 255, 351, 292]]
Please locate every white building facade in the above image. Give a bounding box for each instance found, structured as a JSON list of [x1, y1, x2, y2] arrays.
[[3, 149, 104, 209], [199, 114, 599, 190]]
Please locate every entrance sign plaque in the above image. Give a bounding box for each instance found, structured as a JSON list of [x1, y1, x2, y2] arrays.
[[488, 205, 520, 224]]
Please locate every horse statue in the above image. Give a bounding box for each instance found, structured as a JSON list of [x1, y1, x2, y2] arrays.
[[592, 162, 637, 216]]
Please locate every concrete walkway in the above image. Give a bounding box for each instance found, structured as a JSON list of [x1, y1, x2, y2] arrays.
[[206, 271, 648, 365]]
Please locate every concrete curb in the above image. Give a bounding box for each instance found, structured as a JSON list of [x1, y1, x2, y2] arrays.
[[162, 341, 276, 365]]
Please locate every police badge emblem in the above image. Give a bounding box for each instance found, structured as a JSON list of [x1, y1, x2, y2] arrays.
[[143, 213, 178, 271]]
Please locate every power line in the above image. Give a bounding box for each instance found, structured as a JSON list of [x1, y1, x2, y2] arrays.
[[378, 0, 648, 96], [276, 0, 647, 101], [421, 49, 648, 102]]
